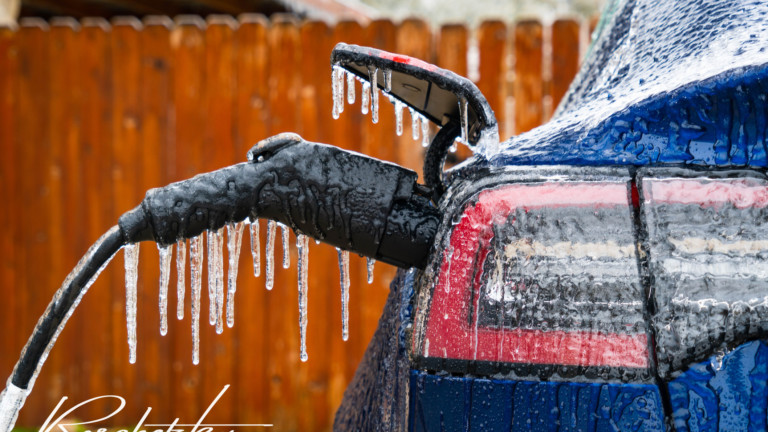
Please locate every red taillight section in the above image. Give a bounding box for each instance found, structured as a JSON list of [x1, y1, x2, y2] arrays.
[[415, 180, 650, 371]]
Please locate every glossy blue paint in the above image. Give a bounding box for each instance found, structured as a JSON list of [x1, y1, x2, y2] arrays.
[[408, 371, 666, 432], [667, 340, 768, 432]]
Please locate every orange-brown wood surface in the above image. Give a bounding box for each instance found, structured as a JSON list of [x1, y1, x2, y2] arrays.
[[0, 17, 585, 431]]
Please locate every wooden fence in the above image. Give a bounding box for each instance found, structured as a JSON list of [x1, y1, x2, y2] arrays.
[[0, 14, 591, 430]]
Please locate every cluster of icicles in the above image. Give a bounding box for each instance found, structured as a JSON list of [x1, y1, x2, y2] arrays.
[[123, 219, 376, 365], [331, 64, 472, 153]]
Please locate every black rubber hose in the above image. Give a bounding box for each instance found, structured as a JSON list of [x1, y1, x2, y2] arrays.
[[119, 133, 440, 269], [423, 121, 461, 202], [10, 226, 125, 389]]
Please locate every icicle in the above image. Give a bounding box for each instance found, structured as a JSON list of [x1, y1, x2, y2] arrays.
[[250, 218, 261, 277], [190, 235, 204, 365], [395, 100, 404, 136], [214, 227, 225, 335], [361, 81, 370, 115], [368, 66, 379, 124], [459, 96, 468, 143], [207, 230, 217, 325], [383, 69, 392, 92], [337, 248, 350, 341], [265, 220, 276, 290], [346, 72, 355, 104], [421, 116, 430, 147], [158, 244, 172, 336], [227, 221, 245, 329], [176, 239, 186, 320], [124, 243, 139, 364], [297, 234, 310, 362], [332, 65, 345, 119], [279, 222, 290, 269], [366, 257, 375, 284], [410, 109, 420, 141]]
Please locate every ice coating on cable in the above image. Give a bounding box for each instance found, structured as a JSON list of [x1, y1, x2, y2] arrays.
[[346, 71, 355, 105], [361, 81, 370, 115], [250, 218, 261, 277], [124, 243, 139, 364], [337, 248, 350, 341], [459, 96, 468, 143], [367, 257, 375, 284], [368, 65, 379, 124], [176, 239, 186, 320], [265, 220, 276, 290], [190, 234, 203, 364], [227, 221, 244, 328], [213, 226, 225, 334], [279, 222, 290, 269], [297, 234, 310, 362], [394, 99, 404, 136], [158, 244, 172, 336]]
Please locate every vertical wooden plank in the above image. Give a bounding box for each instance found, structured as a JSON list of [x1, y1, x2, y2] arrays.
[[297, 19, 333, 431], [266, 14, 301, 430], [234, 13, 270, 424], [437, 23, 471, 160], [49, 16, 82, 413], [513, 20, 544, 134], [139, 15, 173, 419], [15, 18, 50, 426], [76, 17, 115, 420], [201, 14, 238, 423], [395, 18, 431, 176], [170, 14, 206, 422], [0, 23, 19, 418], [357, 17, 399, 404], [477, 20, 508, 138], [110, 16, 143, 423], [550, 19, 580, 116]]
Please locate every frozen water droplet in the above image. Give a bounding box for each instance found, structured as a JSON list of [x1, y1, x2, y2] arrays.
[[190, 235, 204, 365], [226, 221, 245, 329], [346, 72, 355, 105], [368, 66, 379, 124], [366, 257, 375, 284], [421, 116, 430, 147], [250, 218, 261, 277], [410, 108, 420, 141], [361, 81, 370, 115], [314, 238, 320, 245], [459, 96, 469, 143], [450, 140, 458, 153], [383, 69, 392, 92], [279, 222, 290, 269], [265, 220, 276, 290], [176, 239, 186, 320], [337, 248, 350, 341], [395, 100, 404, 136], [124, 243, 139, 364], [214, 227, 225, 335], [297, 234, 310, 362], [158, 243, 172, 336]]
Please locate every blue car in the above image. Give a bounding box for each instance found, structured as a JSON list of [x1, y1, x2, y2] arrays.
[[1, 0, 767, 431]]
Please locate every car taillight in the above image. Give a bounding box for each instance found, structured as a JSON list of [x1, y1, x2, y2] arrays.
[[413, 169, 651, 381], [639, 168, 768, 376]]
